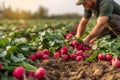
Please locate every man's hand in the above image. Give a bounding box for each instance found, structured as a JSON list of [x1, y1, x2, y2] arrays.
[[75, 34, 80, 38], [75, 17, 89, 38], [83, 37, 90, 46], [83, 16, 109, 46]]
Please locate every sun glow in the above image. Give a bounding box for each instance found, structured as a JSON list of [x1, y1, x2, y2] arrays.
[[0, 0, 83, 15]]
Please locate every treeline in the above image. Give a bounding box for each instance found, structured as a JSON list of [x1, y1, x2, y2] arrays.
[[0, 6, 81, 19], [0, 6, 48, 19]]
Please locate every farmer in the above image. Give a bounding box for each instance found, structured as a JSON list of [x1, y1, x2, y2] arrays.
[[75, 0, 120, 46]]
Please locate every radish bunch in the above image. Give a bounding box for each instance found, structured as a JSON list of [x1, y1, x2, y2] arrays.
[[54, 39, 89, 62], [13, 66, 46, 79], [28, 49, 50, 61], [98, 53, 113, 61], [97, 53, 120, 68]]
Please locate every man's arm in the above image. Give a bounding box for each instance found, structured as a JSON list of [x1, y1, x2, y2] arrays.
[[83, 16, 109, 45], [76, 17, 89, 38]]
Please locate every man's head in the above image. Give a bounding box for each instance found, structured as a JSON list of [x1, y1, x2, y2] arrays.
[[76, 0, 95, 10]]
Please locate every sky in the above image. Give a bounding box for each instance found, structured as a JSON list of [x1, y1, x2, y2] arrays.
[[0, 0, 120, 15]]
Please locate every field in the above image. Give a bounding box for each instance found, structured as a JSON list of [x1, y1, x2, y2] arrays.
[[0, 19, 120, 80]]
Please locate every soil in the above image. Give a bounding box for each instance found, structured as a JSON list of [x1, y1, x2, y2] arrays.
[[28, 57, 120, 80]]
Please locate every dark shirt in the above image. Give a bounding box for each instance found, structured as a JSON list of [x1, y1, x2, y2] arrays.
[[84, 0, 120, 19]]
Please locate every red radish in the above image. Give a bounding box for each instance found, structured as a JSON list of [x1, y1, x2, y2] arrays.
[[62, 54, 69, 60], [56, 50, 61, 54], [110, 58, 114, 64], [35, 67, 46, 79], [13, 66, 25, 79], [29, 54, 36, 61], [28, 72, 35, 77], [72, 40, 79, 47], [98, 54, 105, 60], [42, 54, 49, 60], [69, 30, 75, 35], [63, 34, 67, 39], [0, 63, 2, 70], [112, 58, 120, 68], [76, 44, 83, 50], [36, 50, 43, 59], [83, 46, 89, 51], [76, 50, 83, 56], [66, 34, 73, 40], [110, 58, 116, 65], [43, 49, 50, 55], [60, 46, 68, 54], [54, 52, 61, 58], [68, 34, 73, 37], [83, 54, 88, 59], [66, 35, 72, 40], [76, 56, 82, 62], [105, 54, 112, 61], [90, 40, 94, 45], [69, 54, 76, 60]]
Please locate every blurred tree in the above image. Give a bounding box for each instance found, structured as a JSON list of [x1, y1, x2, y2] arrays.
[[0, 3, 81, 19], [20, 10, 32, 19], [34, 6, 48, 19], [2, 6, 13, 19], [0, 1, 4, 19], [1, 4, 48, 19]]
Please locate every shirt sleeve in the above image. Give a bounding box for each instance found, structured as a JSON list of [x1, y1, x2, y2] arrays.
[[99, 0, 113, 17], [83, 9, 92, 19]]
